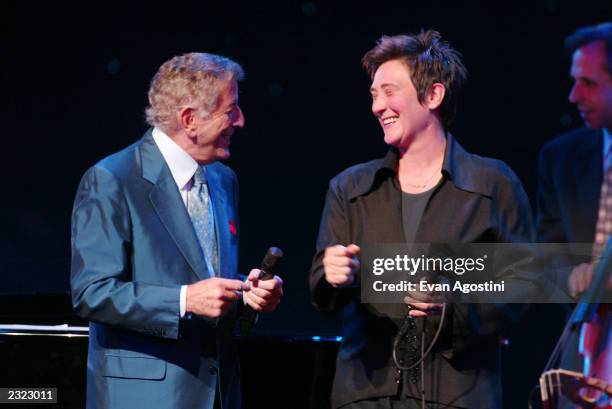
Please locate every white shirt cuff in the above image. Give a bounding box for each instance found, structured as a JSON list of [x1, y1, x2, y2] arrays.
[[180, 285, 187, 317]]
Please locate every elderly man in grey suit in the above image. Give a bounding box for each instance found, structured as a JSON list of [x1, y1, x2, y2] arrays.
[[71, 52, 283, 409]]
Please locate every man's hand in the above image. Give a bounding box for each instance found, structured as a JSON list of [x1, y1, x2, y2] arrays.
[[323, 244, 360, 287], [565, 262, 612, 298], [186, 278, 250, 318], [243, 269, 283, 313]]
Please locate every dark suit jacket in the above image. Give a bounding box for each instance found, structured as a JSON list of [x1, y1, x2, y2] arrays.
[[310, 135, 537, 409], [536, 127, 604, 302], [535, 127, 604, 405], [536, 127, 603, 244], [71, 130, 242, 409]]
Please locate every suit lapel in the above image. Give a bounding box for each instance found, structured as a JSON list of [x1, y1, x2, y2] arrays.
[[139, 131, 210, 281], [205, 165, 231, 278]]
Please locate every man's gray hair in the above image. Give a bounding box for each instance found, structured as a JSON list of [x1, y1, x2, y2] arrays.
[[145, 52, 244, 133]]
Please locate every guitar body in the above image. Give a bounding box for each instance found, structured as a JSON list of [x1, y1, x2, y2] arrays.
[[579, 305, 612, 406]]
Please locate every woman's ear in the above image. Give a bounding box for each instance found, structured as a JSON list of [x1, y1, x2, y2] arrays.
[[426, 83, 446, 110]]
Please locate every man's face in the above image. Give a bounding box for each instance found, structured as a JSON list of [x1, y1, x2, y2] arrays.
[[191, 80, 244, 163], [568, 40, 612, 130], [370, 59, 432, 148]]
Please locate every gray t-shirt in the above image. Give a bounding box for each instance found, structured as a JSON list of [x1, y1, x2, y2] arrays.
[[401, 185, 437, 244]]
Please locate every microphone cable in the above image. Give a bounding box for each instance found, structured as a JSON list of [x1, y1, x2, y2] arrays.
[[392, 302, 447, 409]]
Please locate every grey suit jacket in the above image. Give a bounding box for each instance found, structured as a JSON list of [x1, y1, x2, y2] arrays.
[[71, 130, 242, 409]]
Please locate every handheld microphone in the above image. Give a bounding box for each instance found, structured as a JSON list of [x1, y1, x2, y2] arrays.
[[239, 247, 283, 336], [257, 247, 283, 280]]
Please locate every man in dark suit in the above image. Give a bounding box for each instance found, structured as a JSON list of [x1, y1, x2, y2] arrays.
[[536, 22, 612, 407], [71, 52, 283, 409], [537, 22, 612, 298]]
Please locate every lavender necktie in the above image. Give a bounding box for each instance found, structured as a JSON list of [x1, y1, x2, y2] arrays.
[[188, 167, 219, 276]]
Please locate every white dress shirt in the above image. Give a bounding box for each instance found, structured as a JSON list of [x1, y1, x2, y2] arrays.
[[152, 127, 201, 318]]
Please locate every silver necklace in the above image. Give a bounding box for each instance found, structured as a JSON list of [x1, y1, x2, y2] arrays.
[[406, 165, 442, 189]]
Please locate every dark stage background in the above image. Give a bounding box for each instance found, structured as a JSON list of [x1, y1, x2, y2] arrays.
[[4, 1, 612, 407]]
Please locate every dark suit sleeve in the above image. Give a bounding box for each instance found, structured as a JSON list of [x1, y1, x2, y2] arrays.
[[535, 144, 580, 297], [309, 180, 358, 312], [70, 166, 181, 339], [536, 144, 567, 243]]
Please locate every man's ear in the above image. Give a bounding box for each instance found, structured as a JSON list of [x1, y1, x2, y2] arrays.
[[425, 83, 446, 110], [178, 107, 197, 136]]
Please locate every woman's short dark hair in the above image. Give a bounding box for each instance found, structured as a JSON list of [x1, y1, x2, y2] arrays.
[[362, 30, 467, 128]]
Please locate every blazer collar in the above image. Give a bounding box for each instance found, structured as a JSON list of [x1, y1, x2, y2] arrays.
[[349, 133, 491, 199], [140, 129, 166, 184], [441, 133, 492, 197], [139, 130, 211, 281], [575, 127, 603, 157], [204, 164, 232, 278], [573, 128, 603, 236]]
